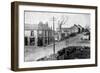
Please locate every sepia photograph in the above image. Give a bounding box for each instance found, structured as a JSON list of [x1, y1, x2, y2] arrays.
[[24, 11, 91, 62]]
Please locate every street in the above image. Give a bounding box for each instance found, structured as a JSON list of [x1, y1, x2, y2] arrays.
[[24, 33, 90, 62]]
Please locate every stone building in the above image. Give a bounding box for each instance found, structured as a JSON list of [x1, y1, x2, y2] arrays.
[[24, 22, 54, 47]]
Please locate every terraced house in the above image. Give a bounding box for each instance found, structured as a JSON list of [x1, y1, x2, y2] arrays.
[[56, 24, 84, 41]]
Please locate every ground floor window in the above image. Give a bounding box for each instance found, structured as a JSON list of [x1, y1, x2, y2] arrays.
[[30, 37, 35, 46], [24, 30, 53, 47], [24, 37, 28, 46]]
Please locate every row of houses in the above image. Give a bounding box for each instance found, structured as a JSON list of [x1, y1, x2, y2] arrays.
[[55, 24, 84, 41], [24, 22, 84, 47]]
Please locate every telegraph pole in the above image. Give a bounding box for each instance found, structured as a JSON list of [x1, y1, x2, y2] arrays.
[[53, 16, 55, 54], [50, 16, 56, 55]]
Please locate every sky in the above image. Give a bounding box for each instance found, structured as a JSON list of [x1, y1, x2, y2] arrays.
[[24, 11, 90, 30]]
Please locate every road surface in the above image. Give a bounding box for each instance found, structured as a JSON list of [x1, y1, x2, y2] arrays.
[[24, 33, 90, 61]]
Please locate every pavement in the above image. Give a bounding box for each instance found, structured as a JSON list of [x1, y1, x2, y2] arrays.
[[24, 33, 90, 62]]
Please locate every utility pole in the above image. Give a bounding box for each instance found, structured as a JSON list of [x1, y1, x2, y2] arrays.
[[53, 16, 55, 55], [49, 16, 56, 55]]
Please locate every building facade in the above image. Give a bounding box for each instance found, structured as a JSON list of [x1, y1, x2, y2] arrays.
[[56, 24, 84, 41], [24, 22, 54, 47]]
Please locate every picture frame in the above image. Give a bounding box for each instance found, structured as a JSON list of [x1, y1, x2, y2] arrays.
[[11, 1, 98, 71]]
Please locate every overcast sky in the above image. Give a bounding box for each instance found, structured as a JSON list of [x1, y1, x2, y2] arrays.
[[25, 11, 90, 30]]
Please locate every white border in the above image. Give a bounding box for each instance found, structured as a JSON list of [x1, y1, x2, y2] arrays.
[[19, 5, 96, 68]]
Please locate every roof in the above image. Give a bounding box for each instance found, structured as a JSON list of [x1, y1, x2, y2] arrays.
[[77, 25, 83, 29], [61, 28, 71, 32], [61, 24, 78, 32], [25, 24, 38, 30], [25, 23, 51, 30]]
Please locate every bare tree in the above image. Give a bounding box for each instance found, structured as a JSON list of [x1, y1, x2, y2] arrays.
[[57, 15, 69, 40], [58, 15, 69, 30]]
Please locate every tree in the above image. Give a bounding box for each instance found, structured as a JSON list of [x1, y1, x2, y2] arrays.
[[57, 15, 69, 40], [58, 15, 68, 30]]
